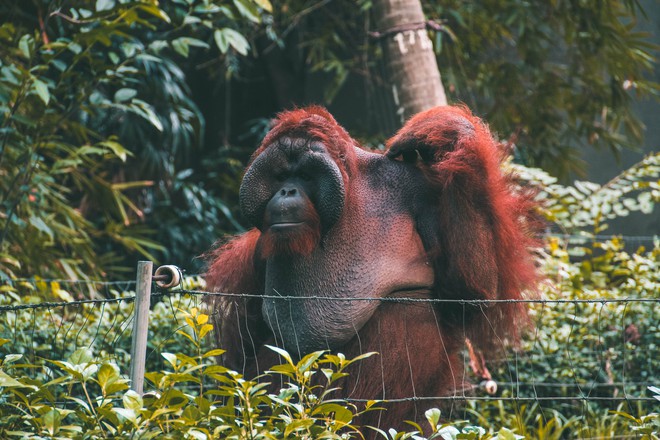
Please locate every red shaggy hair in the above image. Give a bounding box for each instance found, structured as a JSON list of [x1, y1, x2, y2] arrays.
[[254, 106, 359, 183], [205, 229, 262, 294], [388, 105, 539, 349]]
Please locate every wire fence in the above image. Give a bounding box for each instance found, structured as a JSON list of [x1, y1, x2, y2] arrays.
[[1, 265, 658, 427]]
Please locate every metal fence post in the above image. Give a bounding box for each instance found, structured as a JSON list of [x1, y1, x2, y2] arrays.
[[130, 260, 152, 395]]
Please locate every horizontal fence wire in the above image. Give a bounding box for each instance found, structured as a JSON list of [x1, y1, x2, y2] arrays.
[[2, 287, 658, 311], [166, 289, 659, 305]]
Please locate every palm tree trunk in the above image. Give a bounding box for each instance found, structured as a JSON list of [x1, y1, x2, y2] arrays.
[[372, 0, 447, 124]]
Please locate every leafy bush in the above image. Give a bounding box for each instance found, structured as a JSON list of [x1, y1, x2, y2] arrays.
[[0, 308, 381, 439], [0, 0, 268, 280]]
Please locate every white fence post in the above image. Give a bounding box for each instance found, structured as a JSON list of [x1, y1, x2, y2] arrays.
[[130, 260, 152, 395]]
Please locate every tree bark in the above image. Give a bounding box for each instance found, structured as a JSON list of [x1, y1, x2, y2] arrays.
[[372, 0, 447, 123]]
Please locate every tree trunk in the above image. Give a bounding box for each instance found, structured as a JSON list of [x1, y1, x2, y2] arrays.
[[372, 0, 447, 124]]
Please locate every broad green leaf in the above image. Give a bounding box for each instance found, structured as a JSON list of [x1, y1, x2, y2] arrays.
[[98, 363, 120, 390], [214, 28, 249, 56], [29, 216, 54, 239], [96, 0, 115, 11], [297, 350, 325, 373], [203, 348, 226, 358], [233, 0, 261, 23], [113, 407, 137, 424], [32, 78, 49, 105], [214, 29, 229, 54], [162, 352, 178, 368], [69, 348, 93, 365], [425, 408, 441, 430], [123, 390, 143, 410], [312, 403, 353, 424], [171, 38, 190, 58], [0, 370, 29, 388], [43, 409, 61, 436], [198, 323, 214, 339], [114, 88, 137, 102], [284, 419, 315, 437], [18, 34, 32, 59], [171, 37, 209, 58], [98, 140, 132, 161], [497, 427, 523, 440], [3, 354, 22, 364], [265, 345, 293, 365], [105, 381, 129, 395], [130, 100, 163, 131]]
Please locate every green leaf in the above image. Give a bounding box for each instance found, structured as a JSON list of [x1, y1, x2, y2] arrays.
[[265, 345, 294, 365], [0, 370, 30, 388], [284, 418, 315, 437], [162, 352, 178, 369], [214, 29, 229, 54], [97, 363, 119, 390], [214, 28, 249, 56], [96, 0, 115, 11], [136, 4, 171, 23], [425, 408, 441, 430], [98, 140, 132, 161], [497, 427, 523, 440], [198, 323, 214, 339], [203, 348, 226, 358], [130, 100, 163, 131], [69, 348, 93, 365], [29, 216, 54, 239], [18, 34, 32, 59], [172, 37, 210, 58], [114, 88, 137, 102], [297, 350, 325, 373], [233, 0, 261, 23], [312, 403, 353, 424], [43, 410, 62, 436], [254, 0, 273, 12], [32, 78, 49, 105], [171, 38, 190, 58], [3, 354, 22, 364], [123, 390, 143, 410], [113, 407, 137, 424]]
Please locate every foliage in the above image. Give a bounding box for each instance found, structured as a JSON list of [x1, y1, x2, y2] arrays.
[[2, 0, 658, 279], [461, 154, 660, 438], [511, 151, 659, 234], [0, 0, 269, 280], [426, 1, 658, 178], [0, 307, 381, 439], [243, 1, 658, 178]]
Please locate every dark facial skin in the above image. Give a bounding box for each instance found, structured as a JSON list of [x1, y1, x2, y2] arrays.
[[239, 138, 435, 357]]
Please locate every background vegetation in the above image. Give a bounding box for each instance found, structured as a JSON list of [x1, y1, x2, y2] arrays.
[[0, 0, 658, 438], [1, 0, 658, 280]]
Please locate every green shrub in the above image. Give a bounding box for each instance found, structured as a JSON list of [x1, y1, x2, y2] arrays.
[[0, 308, 389, 439]]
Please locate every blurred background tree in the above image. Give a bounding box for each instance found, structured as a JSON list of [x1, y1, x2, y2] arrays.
[[0, 0, 657, 280]]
